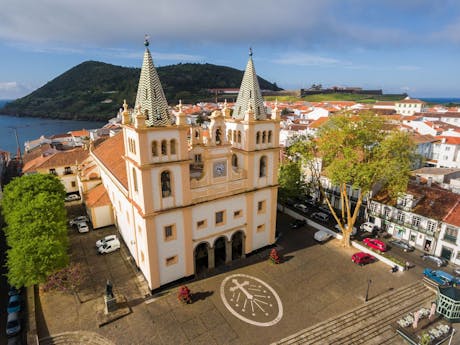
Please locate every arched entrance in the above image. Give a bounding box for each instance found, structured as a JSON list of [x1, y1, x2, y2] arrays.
[[231, 231, 244, 260], [214, 237, 227, 268], [194, 242, 209, 275]]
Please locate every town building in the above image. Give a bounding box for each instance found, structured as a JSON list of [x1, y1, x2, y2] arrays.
[[91, 43, 281, 291], [395, 98, 427, 116]]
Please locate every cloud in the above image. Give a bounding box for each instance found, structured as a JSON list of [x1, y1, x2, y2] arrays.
[[273, 53, 342, 66], [0, 81, 35, 99], [432, 17, 460, 43]]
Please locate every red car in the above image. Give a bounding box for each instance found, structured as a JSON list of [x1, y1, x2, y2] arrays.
[[352, 252, 375, 265], [363, 238, 387, 252]]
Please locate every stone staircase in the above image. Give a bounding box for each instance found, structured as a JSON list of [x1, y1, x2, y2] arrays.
[[272, 281, 435, 345], [39, 331, 114, 345]]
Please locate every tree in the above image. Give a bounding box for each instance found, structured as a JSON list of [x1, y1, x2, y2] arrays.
[[43, 263, 86, 303], [278, 160, 306, 206], [2, 174, 69, 288], [295, 111, 416, 246]]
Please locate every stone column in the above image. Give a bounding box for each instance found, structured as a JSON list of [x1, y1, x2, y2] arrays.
[[225, 240, 232, 263], [208, 246, 215, 269]]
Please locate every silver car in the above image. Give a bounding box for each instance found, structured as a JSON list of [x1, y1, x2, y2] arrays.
[[422, 254, 448, 267], [390, 240, 415, 252]]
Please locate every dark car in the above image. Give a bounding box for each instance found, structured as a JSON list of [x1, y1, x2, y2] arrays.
[[390, 240, 415, 252], [352, 252, 375, 266], [290, 219, 306, 229], [422, 254, 448, 267]]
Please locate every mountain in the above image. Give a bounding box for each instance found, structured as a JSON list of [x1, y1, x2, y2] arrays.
[[0, 61, 282, 121]]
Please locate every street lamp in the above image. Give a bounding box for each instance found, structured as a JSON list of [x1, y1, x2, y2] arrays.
[[365, 279, 372, 302]]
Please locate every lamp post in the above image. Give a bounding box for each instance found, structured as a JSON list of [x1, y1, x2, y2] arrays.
[[365, 279, 372, 302]]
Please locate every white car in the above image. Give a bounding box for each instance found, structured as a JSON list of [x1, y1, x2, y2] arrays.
[[314, 230, 332, 242], [77, 221, 89, 233], [65, 194, 81, 202], [294, 203, 308, 213], [98, 239, 121, 254], [96, 235, 118, 248], [334, 224, 357, 236], [69, 216, 89, 226], [360, 222, 378, 233]]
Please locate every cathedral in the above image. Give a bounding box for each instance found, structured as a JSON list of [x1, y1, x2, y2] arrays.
[[92, 40, 281, 291]]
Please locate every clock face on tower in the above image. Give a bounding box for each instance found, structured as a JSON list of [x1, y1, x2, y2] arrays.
[[213, 161, 227, 177]]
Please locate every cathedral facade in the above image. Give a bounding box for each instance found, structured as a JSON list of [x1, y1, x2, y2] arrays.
[[92, 42, 280, 290]]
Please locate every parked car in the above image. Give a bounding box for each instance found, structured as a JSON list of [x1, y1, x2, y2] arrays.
[[352, 252, 375, 266], [389, 239, 415, 252], [423, 268, 460, 286], [314, 230, 332, 242], [454, 267, 460, 276], [422, 254, 448, 267], [362, 238, 387, 252], [334, 224, 357, 236], [6, 312, 21, 337], [77, 221, 89, 233], [69, 216, 89, 226], [318, 206, 333, 215], [312, 212, 330, 222], [360, 222, 379, 233], [294, 203, 308, 213], [96, 234, 118, 248], [7, 295, 21, 313], [98, 239, 121, 254], [65, 194, 81, 202]]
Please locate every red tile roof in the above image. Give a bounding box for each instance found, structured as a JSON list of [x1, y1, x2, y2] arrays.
[[23, 148, 88, 173], [84, 183, 111, 207], [92, 132, 127, 189]]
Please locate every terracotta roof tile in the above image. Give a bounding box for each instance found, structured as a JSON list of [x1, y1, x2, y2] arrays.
[[84, 184, 111, 207], [92, 132, 127, 189], [309, 117, 329, 129], [69, 129, 90, 137], [23, 148, 88, 173]]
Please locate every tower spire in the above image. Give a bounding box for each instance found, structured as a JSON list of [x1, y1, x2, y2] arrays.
[[232, 48, 267, 120], [134, 38, 173, 127]]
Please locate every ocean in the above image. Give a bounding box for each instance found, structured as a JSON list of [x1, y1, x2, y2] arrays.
[[419, 98, 460, 104], [0, 100, 107, 155]]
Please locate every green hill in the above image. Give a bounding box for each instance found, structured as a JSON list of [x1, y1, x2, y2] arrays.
[[0, 61, 282, 121]]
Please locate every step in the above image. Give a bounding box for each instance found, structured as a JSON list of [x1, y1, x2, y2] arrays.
[[273, 281, 435, 345]]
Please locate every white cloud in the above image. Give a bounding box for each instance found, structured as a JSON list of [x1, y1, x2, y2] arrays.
[[273, 53, 342, 66], [0, 81, 34, 99]]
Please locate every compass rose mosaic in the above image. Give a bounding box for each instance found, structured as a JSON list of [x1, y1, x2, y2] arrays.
[[220, 273, 283, 327]]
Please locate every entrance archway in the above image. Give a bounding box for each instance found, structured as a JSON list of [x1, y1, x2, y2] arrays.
[[214, 237, 226, 268], [232, 231, 244, 260], [194, 242, 209, 275]]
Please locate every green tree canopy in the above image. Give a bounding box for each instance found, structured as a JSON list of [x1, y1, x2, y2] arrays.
[[2, 174, 69, 288], [278, 161, 306, 204], [292, 111, 416, 246]]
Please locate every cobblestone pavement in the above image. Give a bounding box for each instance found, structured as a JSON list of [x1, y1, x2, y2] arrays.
[[36, 212, 460, 344]]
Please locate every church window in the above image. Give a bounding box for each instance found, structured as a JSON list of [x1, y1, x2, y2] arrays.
[[161, 171, 172, 197], [238, 131, 242, 143], [197, 220, 207, 229], [166, 255, 178, 266], [257, 224, 265, 232], [194, 154, 202, 163], [215, 127, 222, 145], [256, 131, 260, 144], [232, 154, 238, 168], [170, 139, 176, 155], [259, 156, 267, 177], [161, 140, 167, 155], [71, 181, 76, 188], [151, 141, 158, 157], [268, 131, 272, 143], [215, 211, 225, 225], [258, 200, 266, 214], [132, 168, 138, 192], [195, 130, 200, 138], [262, 131, 266, 143], [164, 224, 176, 241]]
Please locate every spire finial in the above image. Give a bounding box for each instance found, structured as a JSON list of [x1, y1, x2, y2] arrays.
[[144, 34, 150, 47], [249, 47, 253, 57]]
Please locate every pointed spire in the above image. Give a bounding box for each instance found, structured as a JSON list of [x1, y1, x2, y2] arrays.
[[134, 39, 173, 127], [175, 100, 187, 126], [232, 48, 267, 121], [272, 98, 281, 120], [122, 99, 131, 124]]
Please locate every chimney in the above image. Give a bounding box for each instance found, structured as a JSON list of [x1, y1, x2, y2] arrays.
[[427, 177, 432, 187]]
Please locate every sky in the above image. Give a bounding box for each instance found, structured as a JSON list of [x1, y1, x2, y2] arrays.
[[1, 0, 460, 99]]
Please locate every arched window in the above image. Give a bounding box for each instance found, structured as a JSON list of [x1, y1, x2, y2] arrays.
[[227, 130, 232, 142], [268, 131, 272, 143], [232, 154, 238, 168], [151, 141, 158, 157], [262, 131, 266, 143], [195, 130, 200, 138], [170, 139, 176, 155], [215, 127, 222, 145], [238, 131, 242, 143], [259, 156, 267, 177], [161, 140, 167, 155], [256, 131, 260, 144], [132, 168, 138, 192], [161, 171, 172, 197]]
